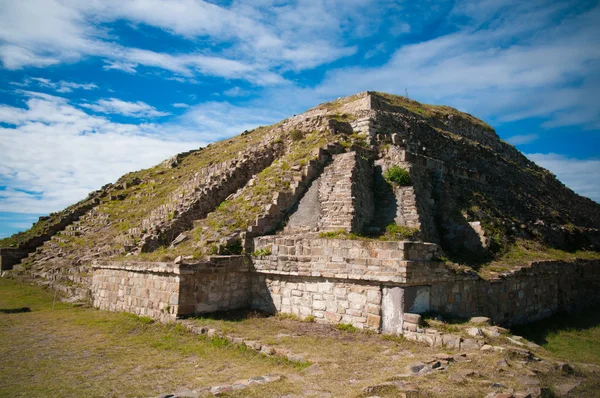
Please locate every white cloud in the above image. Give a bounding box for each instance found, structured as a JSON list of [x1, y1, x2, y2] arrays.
[[527, 153, 600, 203], [296, 1, 600, 130], [102, 60, 137, 74], [80, 98, 170, 118], [177, 101, 284, 141], [0, 92, 203, 214], [506, 134, 539, 145], [30, 77, 98, 93], [172, 103, 190, 108]]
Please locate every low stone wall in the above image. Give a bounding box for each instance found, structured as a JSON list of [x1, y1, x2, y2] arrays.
[[92, 256, 251, 322], [92, 262, 181, 322], [178, 256, 251, 314], [251, 274, 382, 330], [253, 236, 443, 283], [429, 259, 600, 326]]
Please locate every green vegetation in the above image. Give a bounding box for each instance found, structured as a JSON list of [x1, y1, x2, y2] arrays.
[[318, 224, 419, 242], [0, 279, 296, 397], [383, 223, 420, 240], [334, 323, 361, 333], [251, 248, 272, 257], [3, 280, 599, 397], [384, 166, 411, 186], [289, 129, 304, 141], [373, 91, 494, 132], [512, 305, 600, 365]]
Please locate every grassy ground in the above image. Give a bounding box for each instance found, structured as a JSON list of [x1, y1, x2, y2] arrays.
[[2, 278, 599, 397], [512, 305, 600, 365]]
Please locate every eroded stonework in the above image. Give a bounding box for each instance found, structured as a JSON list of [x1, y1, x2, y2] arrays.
[[5, 91, 600, 333]]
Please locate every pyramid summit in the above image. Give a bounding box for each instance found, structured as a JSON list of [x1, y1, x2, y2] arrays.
[[2, 91, 599, 333]]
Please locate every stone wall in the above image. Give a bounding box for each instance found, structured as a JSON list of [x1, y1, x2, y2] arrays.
[[429, 259, 600, 326], [92, 262, 181, 322], [92, 256, 252, 322], [251, 274, 382, 330], [178, 256, 251, 314], [253, 236, 442, 284]]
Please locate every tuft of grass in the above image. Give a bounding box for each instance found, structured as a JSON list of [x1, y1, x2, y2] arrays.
[[384, 166, 411, 186], [382, 223, 419, 240], [335, 323, 360, 333], [251, 248, 272, 257]]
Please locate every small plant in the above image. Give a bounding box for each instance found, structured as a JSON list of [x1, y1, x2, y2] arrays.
[[210, 336, 231, 348], [384, 166, 411, 186], [251, 248, 272, 257], [318, 229, 346, 238], [221, 239, 243, 255], [335, 323, 360, 333], [207, 244, 219, 255], [290, 129, 304, 141], [304, 315, 316, 323], [383, 223, 420, 240]]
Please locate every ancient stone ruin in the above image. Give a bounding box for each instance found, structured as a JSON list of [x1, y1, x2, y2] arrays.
[[3, 91, 600, 337]]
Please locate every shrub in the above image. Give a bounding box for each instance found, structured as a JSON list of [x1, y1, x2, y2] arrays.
[[384, 166, 411, 186], [290, 129, 304, 141], [383, 223, 420, 240], [251, 248, 272, 257], [335, 323, 360, 333]]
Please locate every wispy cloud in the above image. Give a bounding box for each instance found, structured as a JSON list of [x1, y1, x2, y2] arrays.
[[80, 98, 170, 118], [30, 77, 98, 93], [527, 153, 600, 203], [506, 134, 539, 145], [0, 92, 202, 213], [0, 0, 392, 85]]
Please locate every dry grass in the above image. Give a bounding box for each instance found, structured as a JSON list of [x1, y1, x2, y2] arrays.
[[2, 279, 599, 397]]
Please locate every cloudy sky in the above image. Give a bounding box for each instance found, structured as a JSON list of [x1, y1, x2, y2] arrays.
[[0, 0, 599, 238]]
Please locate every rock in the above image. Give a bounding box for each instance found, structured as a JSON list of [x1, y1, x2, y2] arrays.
[[170, 233, 188, 247], [433, 353, 455, 362], [507, 337, 526, 346], [555, 362, 574, 374], [461, 338, 482, 350], [467, 327, 484, 337], [449, 374, 465, 382], [458, 369, 480, 378], [516, 376, 540, 387], [481, 344, 494, 351], [513, 392, 533, 398], [403, 313, 423, 325], [554, 382, 580, 396], [174, 256, 183, 264], [497, 359, 510, 368], [407, 362, 427, 374], [483, 327, 502, 338], [490, 382, 507, 389], [470, 316, 491, 325]]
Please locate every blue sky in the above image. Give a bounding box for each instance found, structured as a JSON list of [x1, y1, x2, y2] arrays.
[[0, 0, 599, 238]]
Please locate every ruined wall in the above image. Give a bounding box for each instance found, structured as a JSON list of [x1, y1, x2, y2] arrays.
[[92, 262, 181, 322], [428, 259, 600, 326], [178, 256, 251, 315], [253, 236, 442, 283], [251, 274, 382, 330], [92, 256, 252, 321]]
